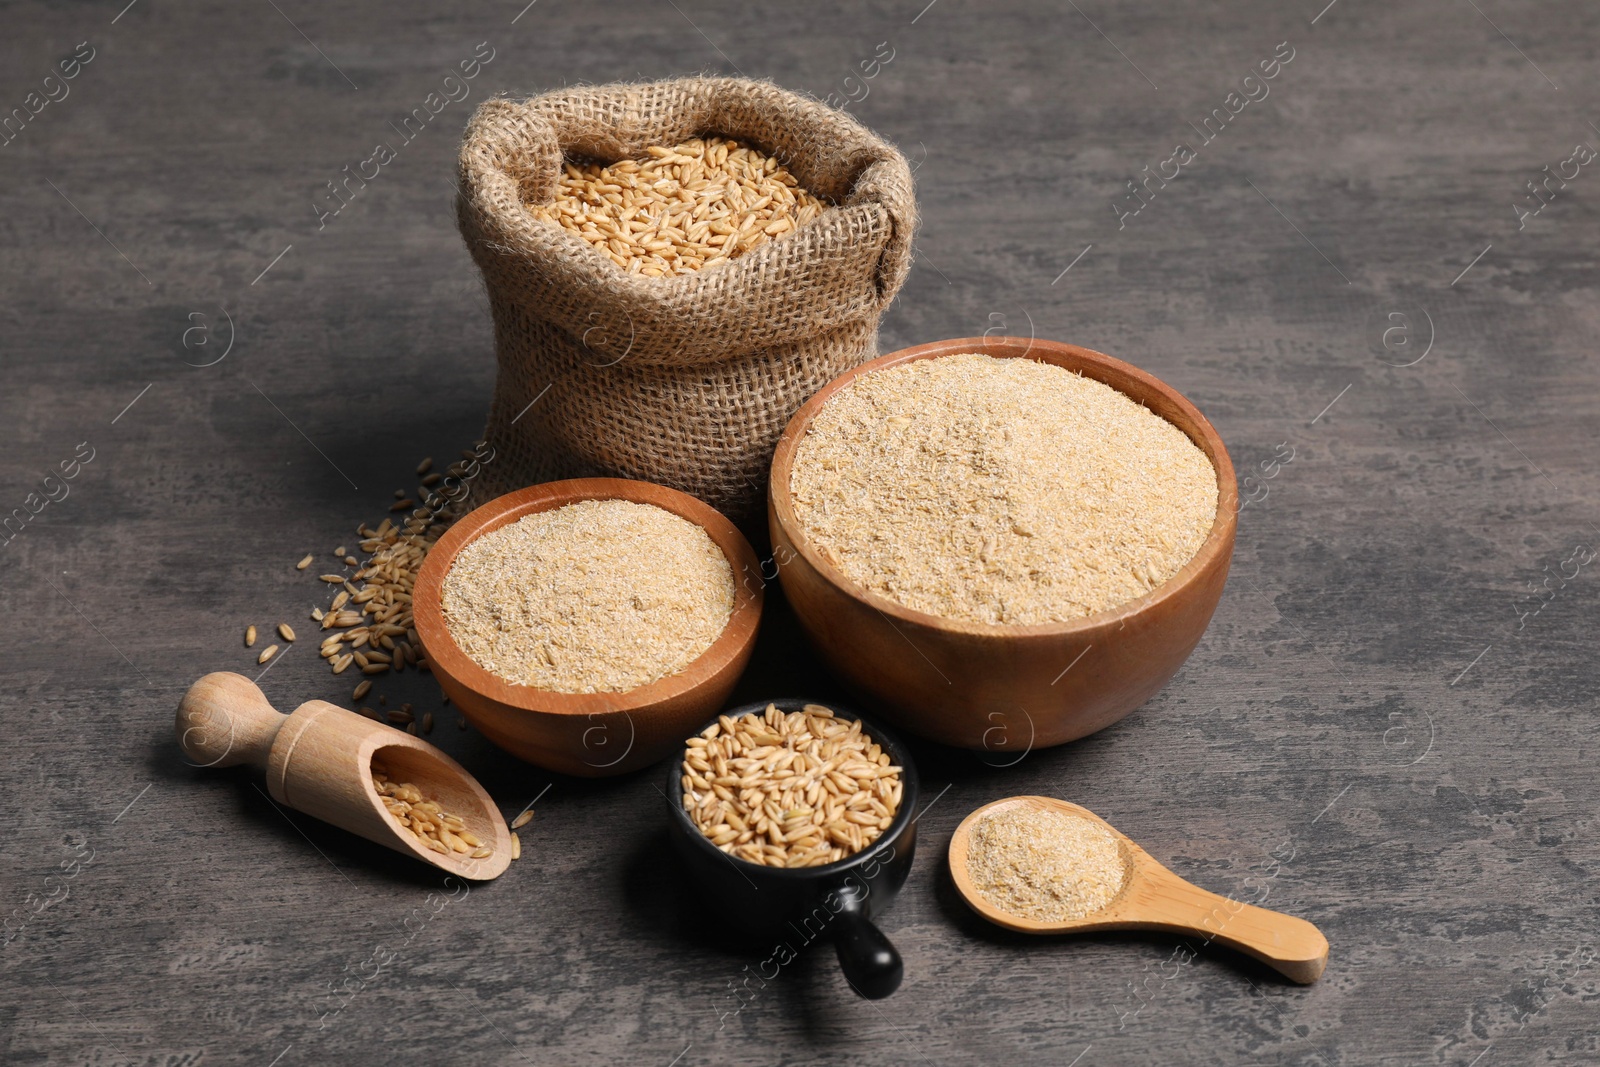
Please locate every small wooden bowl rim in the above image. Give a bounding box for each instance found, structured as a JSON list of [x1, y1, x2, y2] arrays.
[[768, 336, 1239, 639], [664, 697, 921, 880], [413, 478, 764, 717]]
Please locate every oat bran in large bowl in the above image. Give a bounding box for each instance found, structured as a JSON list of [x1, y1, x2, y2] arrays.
[[768, 336, 1237, 750]]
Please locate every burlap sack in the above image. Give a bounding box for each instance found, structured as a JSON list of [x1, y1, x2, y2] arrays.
[[455, 77, 916, 524]]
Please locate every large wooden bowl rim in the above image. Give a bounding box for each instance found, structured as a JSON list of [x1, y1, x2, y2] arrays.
[[769, 336, 1239, 639], [413, 478, 764, 716]]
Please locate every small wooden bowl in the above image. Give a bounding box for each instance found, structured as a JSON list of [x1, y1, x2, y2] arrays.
[[768, 336, 1237, 750], [413, 478, 764, 777]]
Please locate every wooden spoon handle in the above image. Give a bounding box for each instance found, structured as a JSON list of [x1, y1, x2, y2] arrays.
[[1144, 876, 1329, 984], [176, 672, 285, 769]]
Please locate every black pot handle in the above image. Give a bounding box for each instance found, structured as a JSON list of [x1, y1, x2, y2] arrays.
[[833, 885, 903, 999]]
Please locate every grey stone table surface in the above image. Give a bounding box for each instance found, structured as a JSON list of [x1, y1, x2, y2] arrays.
[[2, 0, 1596, 1064]]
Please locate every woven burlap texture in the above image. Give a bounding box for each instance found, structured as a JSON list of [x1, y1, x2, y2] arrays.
[[456, 77, 917, 524]]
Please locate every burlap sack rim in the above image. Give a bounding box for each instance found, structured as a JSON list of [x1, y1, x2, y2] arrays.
[[456, 76, 916, 366]]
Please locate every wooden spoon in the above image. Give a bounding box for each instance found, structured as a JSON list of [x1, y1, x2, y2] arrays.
[[176, 672, 511, 880], [949, 796, 1328, 984]]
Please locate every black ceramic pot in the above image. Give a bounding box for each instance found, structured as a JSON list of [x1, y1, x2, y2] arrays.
[[664, 697, 920, 999]]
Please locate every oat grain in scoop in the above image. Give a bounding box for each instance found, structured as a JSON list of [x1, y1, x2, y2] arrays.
[[789, 353, 1219, 626], [441, 499, 735, 693], [372, 762, 494, 860]]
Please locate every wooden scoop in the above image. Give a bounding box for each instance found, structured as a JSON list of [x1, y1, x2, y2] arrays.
[[176, 672, 511, 881], [949, 796, 1328, 984]]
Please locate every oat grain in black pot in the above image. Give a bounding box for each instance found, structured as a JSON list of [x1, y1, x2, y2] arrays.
[[665, 698, 918, 999]]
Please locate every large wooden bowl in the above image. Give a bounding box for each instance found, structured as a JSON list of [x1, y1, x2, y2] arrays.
[[414, 479, 764, 777], [768, 336, 1236, 751]]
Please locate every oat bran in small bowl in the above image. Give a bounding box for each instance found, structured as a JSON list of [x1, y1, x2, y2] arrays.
[[441, 497, 735, 694], [414, 479, 764, 777]]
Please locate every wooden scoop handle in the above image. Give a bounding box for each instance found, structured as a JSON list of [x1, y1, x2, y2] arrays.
[[1147, 875, 1329, 984], [176, 672, 286, 769]]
